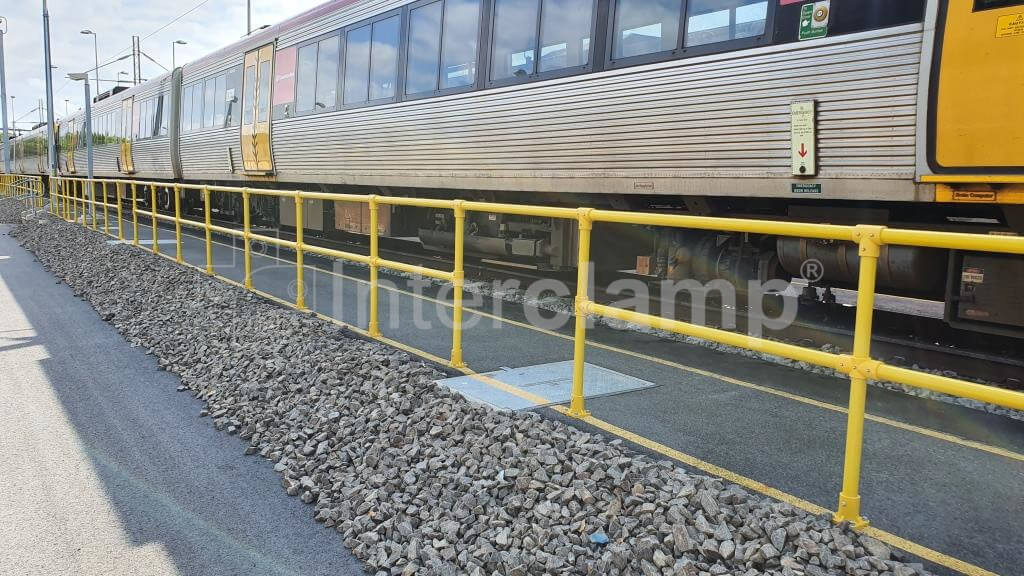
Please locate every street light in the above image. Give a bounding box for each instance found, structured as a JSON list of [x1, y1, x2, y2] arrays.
[[172, 39, 186, 69], [117, 71, 128, 86], [68, 72, 93, 221], [80, 30, 99, 95]]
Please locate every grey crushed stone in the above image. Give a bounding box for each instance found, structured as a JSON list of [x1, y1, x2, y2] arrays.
[[12, 215, 934, 576]]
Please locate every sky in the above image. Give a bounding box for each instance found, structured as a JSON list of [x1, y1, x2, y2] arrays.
[[1, 0, 325, 133]]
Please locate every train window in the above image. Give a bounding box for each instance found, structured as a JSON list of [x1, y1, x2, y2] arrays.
[[975, 0, 1024, 9], [204, 78, 217, 128], [192, 83, 205, 131], [242, 65, 256, 125], [143, 99, 152, 139], [138, 100, 148, 140], [539, 0, 593, 72], [684, 0, 767, 47], [406, 1, 444, 95], [369, 15, 401, 100], [151, 98, 158, 137], [490, 0, 539, 80], [296, 44, 318, 112], [316, 36, 341, 109], [344, 25, 372, 104], [182, 85, 193, 132], [406, 0, 481, 95], [257, 59, 271, 122], [441, 0, 480, 87], [611, 0, 682, 59], [160, 93, 169, 136], [225, 65, 242, 127], [214, 76, 227, 127]]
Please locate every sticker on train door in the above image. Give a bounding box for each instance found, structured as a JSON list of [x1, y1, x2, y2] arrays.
[[996, 13, 1024, 38], [799, 1, 830, 40]]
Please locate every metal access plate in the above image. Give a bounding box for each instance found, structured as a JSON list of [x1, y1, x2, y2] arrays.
[[436, 361, 656, 411]]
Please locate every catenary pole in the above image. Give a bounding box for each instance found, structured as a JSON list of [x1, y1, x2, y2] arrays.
[[0, 20, 11, 173], [42, 0, 57, 175]]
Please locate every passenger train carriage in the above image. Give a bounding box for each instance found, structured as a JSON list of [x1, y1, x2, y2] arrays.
[[10, 0, 1024, 336]]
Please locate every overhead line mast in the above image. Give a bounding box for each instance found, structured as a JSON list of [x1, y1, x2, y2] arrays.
[[42, 0, 57, 175]]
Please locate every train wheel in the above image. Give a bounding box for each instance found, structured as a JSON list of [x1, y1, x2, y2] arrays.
[[157, 188, 172, 212]]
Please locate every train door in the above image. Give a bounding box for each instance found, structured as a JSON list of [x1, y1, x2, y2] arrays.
[[932, 0, 1024, 170], [53, 122, 63, 173], [66, 119, 77, 174], [241, 44, 275, 174], [120, 97, 135, 173]]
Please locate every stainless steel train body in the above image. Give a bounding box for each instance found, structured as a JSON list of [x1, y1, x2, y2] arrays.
[[12, 0, 1024, 335]]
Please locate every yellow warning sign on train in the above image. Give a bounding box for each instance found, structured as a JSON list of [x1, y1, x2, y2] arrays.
[[996, 13, 1024, 38]]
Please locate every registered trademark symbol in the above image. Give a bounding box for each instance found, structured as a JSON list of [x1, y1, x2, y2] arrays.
[[800, 258, 825, 283]]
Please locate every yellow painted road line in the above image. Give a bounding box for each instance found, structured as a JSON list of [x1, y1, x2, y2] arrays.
[[861, 527, 999, 576], [130, 220, 1024, 463]]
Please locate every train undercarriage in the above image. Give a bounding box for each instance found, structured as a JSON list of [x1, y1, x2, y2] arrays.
[[90, 179, 1024, 339]]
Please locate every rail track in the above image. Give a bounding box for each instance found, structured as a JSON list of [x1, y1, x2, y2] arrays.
[[136, 211, 1024, 391]]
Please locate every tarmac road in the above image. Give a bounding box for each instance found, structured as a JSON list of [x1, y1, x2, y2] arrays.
[[0, 224, 364, 576]]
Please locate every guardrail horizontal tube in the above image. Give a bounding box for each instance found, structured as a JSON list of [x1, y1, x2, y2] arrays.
[[587, 301, 844, 371]]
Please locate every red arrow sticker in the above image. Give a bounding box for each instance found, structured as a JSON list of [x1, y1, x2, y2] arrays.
[[798, 143, 808, 157]]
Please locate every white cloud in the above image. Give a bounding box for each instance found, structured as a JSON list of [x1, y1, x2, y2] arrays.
[[2, 0, 324, 132]]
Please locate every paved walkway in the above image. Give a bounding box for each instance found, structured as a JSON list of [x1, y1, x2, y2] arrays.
[[124, 219, 1023, 576], [0, 224, 363, 576]]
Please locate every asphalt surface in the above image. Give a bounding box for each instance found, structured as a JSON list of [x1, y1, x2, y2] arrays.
[[0, 224, 364, 576], [122, 218, 1024, 576]]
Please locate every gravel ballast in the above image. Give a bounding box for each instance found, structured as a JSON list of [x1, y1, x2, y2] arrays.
[[11, 215, 934, 576], [0, 196, 35, 223]]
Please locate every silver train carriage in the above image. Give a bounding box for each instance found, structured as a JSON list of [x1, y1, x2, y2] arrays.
[[12, 0, 1024, 336]]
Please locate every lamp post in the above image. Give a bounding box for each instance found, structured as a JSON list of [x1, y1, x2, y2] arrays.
[[0, 15, 10, 174], [64, 98, 69, 116], [172, 39, 186, 69], [80, 29, 100, 95], [68, 72, 93, 220]]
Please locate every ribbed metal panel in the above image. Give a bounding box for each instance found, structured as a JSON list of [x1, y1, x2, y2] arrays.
[[266, 24, 922, 190], [132, 138, 175, 178], [179, 129, 242, 178], [182, 54, 244, 86]]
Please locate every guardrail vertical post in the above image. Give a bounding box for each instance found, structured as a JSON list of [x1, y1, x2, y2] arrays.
[[834, 225, 883, 529], [450, 200, 466, 368], [569, 208, 593, 418], [294, 193, 306, 310], [89, 181, 97, 231], [131, 183, 139, 246], [59, 179, 66, 220], [203, 187, 213, 275], [102, 181, 110, 236], [243, 189, 252, 289], [115, 182, 124, 241], [150, 184, 159, 255], [368, 196, 381, 337], [174, 185, 183, 264]]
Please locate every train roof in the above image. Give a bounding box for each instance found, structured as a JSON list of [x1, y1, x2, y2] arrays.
[[181, 0, 361, 73]]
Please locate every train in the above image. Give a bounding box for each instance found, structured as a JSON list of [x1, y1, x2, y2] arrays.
[[6, 0, 1024, 337]]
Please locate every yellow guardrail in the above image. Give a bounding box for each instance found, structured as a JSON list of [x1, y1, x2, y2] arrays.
[[26, 174, 1024, 532], [0, 174, 45, 211]]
